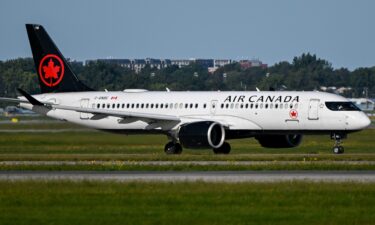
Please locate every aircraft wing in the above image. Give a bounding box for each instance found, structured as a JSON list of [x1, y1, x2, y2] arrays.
[[0, 97, 54, 105], [0, 97, 30, 104], [1, 89, 180, 122], [53, 105, 181, 122]]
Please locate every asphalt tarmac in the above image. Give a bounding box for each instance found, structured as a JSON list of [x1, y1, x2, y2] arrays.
[[0, 171, 374, 182]]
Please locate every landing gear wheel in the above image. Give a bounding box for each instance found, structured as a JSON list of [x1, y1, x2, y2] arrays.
[[339, 146, 344, 154], [333, 146, 344, 154], [164, 142, 182, 155], [213, 142, 231, 154], [331, 133, 346, 154]]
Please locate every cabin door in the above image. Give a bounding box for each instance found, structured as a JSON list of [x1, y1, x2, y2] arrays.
[[308, 99, 320, 120], [80, 98, 90, 119]]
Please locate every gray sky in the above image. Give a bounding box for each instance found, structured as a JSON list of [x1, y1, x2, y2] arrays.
[[0, 0, 374, 69]]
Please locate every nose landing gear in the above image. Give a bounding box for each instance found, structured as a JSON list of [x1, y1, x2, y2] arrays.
[[331, 133, 346, 154]]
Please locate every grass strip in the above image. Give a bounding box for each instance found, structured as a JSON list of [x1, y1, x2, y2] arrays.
[[0, 180, 374, 225]]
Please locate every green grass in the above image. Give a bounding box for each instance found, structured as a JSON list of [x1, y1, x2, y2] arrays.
[[0, 129, 374, 155], [0, 118, 374, 163], [0, 181, 374, 225]]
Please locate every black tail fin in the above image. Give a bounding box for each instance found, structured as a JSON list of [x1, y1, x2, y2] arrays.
[[26, 24, 93, 93]]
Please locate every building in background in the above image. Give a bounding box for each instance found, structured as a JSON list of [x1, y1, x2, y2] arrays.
[[349, 98, 374, 112], [85, 58, 267, 73], [239, 59, 268, 70]]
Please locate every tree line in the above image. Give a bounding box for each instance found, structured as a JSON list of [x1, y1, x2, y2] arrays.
[[0, 53, 374, 99]]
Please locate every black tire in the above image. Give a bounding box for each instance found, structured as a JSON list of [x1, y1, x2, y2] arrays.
[[333, 146, 343, 154], [174, 143, 183, 154], [164, 142, 182, 155], [213, 142, 231, 154], [338, 146, 344, 154]]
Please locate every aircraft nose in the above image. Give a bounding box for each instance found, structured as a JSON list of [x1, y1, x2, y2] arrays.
[[347, 112, 371, 130], [361, 114, 371, 129]]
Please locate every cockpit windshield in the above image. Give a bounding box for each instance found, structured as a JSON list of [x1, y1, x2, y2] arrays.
[[325, 102, 361, 111]]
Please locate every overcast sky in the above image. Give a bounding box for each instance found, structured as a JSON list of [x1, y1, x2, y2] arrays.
[[0, 0, 374, 69]]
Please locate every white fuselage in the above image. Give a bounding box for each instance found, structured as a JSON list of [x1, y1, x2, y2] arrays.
[[20, 90, 371, 136]]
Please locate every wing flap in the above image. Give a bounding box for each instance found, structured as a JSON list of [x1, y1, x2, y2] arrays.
[[53, 105, 180, 122]]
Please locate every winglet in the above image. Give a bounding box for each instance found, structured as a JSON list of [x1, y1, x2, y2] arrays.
[[17, 88, 44, 106]]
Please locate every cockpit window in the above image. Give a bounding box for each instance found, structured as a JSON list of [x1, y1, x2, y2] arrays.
[[325, 102, 361, 111]]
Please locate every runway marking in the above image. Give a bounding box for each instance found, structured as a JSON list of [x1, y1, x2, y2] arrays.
[[0, 171, 374, 183]]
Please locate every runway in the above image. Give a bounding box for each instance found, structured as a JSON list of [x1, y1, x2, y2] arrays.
[[0, 171, 374, 182], [1, 160, 375, 166]]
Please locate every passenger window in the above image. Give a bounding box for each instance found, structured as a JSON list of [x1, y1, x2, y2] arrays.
[[97, 104, 100, 108], [155, 104, 159, 108], [235, 103, 239, 109], [255, 104, 258, 109], [185, 103, 188, 108], [151, 104, 154, 108], [265, 104, 268, 109], [170, 103, 173, 109], [190, 103, 193, 108], [107, 104, 110, 109], [122, 104, 125, 108], [102, 104, 105, 108], [270, 104, 273, 109], [141, 104, 144, 108], [179, 103, 183, 109], [195, 103, 198, 108], [112, 104, 115, 108], [245, 103, 249, 108], [160, 104, 163, 109], [275, 104, 278, 109], [203, 104, 207, 108], [221, 103, 224, 108]]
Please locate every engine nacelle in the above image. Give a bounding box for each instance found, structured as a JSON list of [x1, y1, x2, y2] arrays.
[[255, 134, 303, 148], [178, 121, 225, 149]]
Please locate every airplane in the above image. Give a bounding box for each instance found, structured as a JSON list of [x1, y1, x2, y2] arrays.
[[0, 24, 371, 154]]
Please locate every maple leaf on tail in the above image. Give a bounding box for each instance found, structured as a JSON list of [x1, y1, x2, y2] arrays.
[[43, 59, 60, 79]]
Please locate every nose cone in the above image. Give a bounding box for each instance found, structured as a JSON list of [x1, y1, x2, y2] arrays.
[[362, 114, 372, 129], [347, 112, 371, 130], [356, 113, 371, 130]]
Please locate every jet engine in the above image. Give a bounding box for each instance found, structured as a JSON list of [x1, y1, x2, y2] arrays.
[[178, 121, 225, 149], [255, 134, 302, 148]]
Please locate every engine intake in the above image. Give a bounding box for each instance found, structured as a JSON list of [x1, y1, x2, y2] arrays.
[[255, 134, 302, 148], [178, 121, 225, 149]]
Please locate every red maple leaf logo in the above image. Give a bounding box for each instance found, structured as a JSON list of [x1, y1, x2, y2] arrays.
[[43, 59, 60, 79], [290, 110, 298, 118]]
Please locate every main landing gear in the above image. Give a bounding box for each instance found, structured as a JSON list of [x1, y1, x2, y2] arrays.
[[164, 141, 182, 154], [213, 142, 231, 154], [164, 141, 232, 154], [331, 133, 346, 154]]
